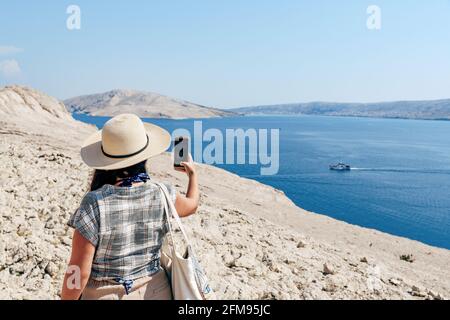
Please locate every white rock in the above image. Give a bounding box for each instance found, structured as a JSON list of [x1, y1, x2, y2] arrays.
[[323, 263, 336, 275]]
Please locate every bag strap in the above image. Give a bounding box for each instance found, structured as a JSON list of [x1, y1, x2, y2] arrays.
[[159, 185, 175, 251], [154, 182, 193, 250]]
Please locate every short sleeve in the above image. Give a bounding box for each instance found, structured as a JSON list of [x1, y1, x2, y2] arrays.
[[68, 193, 100, 247]]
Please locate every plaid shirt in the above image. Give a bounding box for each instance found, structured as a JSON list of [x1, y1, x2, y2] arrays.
[[68, 182, 176, 281]]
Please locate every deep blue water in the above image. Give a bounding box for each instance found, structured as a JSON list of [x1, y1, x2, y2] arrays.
[[74, 114, 450, 249]]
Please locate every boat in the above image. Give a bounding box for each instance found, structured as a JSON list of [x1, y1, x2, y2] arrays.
[[329, 163, 351, 171]]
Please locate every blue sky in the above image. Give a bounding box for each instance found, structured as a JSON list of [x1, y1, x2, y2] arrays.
[[0, 0, 449, 108]]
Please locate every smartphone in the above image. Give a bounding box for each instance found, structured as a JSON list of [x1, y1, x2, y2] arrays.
[[174, 136, 189, 168]]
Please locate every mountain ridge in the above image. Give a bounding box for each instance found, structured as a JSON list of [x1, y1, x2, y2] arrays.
[[64, 89, 236, 119], [232, 98, 450, 121], [0, 85, 72, 122]]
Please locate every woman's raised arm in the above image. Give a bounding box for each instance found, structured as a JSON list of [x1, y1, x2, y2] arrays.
[[175, 157, 199, 218]]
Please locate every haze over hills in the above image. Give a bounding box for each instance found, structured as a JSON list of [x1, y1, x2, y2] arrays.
[[64, 89, 236, 119], [232, 99, 450, 121]]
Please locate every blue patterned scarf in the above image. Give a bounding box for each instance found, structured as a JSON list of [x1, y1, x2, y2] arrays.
[[117, 173, 151, 187]]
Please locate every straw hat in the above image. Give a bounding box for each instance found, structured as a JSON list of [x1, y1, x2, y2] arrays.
[[80, 113, 171, 170]]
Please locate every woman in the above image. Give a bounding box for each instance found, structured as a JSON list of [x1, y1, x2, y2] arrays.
[[61, 114, 199, 300]]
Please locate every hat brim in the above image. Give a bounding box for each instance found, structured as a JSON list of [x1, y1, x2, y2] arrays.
[[81, 122, 171, 170]]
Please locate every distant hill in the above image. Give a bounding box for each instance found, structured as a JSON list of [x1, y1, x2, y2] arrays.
[[232, 99, 450, 121], [64, 89, 236, 119]]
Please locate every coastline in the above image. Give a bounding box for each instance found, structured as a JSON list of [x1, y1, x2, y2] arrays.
[[232, 112, 450, 122], [1, 86, 449, 300]]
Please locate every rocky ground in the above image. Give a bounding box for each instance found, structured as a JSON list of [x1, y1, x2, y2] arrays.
[[0, 86, 449, 300]]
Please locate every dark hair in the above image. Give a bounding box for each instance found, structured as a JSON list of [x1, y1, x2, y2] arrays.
[[90, 160, 148, 191]]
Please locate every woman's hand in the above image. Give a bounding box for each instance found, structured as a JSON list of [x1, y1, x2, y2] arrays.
[[180, 155, 196, 177], [175, 154, 196, 177]]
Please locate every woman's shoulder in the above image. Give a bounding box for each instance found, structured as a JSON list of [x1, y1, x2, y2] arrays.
[[81, 185, 111, 206], [149, 180, 175, 190], [153, 181, 177, 202]]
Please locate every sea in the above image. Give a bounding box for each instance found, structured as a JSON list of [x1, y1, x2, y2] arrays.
[[74, 114, 450, 249]]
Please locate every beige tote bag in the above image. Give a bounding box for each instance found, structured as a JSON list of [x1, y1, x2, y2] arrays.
[[155, 182, 215, 300]]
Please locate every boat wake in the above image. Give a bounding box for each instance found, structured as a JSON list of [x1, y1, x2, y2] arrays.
[[242, 168, 450, 179], [350, 168, 450, 175]]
